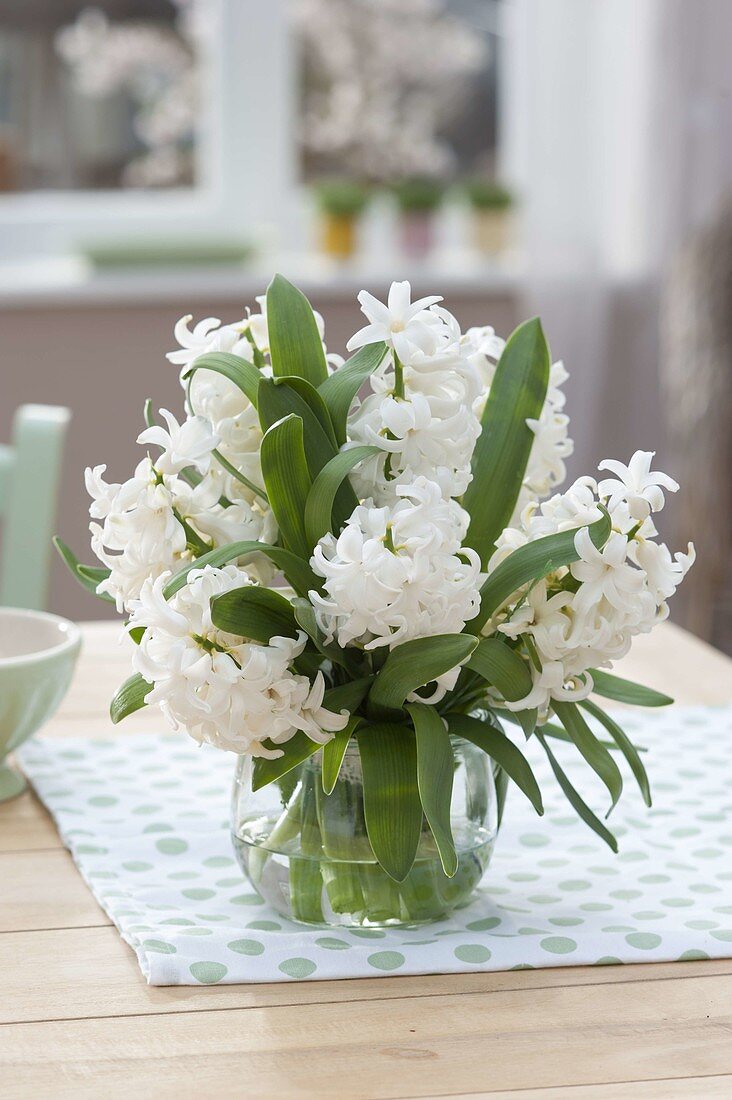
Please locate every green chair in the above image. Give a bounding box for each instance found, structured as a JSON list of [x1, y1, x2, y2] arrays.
[[0, 405, 71, 610]]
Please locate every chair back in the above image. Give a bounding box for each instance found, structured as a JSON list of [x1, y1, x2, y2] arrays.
[[0, 405, 70, 610]]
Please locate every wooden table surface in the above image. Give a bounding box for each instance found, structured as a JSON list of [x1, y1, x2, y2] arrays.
[[2, 620, 732, 1100]]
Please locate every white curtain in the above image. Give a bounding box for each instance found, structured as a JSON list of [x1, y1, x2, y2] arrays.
[[502, 0, 732, 478]]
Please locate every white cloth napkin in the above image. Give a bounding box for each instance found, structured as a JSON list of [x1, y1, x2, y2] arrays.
[[19, 705, 732, 984]]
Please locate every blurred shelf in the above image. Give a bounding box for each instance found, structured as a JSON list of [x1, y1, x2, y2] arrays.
[[0, 251, 522, 310]]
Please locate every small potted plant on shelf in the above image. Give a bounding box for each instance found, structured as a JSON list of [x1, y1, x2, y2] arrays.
[[313, 179, 370, 261], [393, 177, 444, 258], [57, 276, 694, 929], [465, 179, 514, 256]]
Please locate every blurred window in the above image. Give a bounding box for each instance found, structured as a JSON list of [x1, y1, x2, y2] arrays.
[[295, 0, 503, 183], [0, 0, 199, 194]]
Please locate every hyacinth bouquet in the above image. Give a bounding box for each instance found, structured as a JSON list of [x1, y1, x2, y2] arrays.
[[57, 276, 694, 927]]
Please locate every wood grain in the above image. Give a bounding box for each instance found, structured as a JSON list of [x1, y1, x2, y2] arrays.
[[3, 923, 730, 1025], [1, 974, 731, 1099], [1, 620, 731, 1099]]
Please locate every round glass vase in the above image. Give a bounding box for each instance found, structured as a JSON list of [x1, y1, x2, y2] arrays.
[[231, 721, 501, 929]]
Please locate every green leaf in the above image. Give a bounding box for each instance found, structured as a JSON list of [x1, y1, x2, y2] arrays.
[[532, 718, 630, 753], [581, 699, 652, 806], [143, 398, 156, 428], [407, 702, 458, 877], [209, 447, 268, 503], [589, 669, 673, 708], [448, 712, 544, 815], [183, 351, 261, 407], [318, 342, 388, 446], [252, 731, 322, 792], [321, 717, 362, 795], [53, 537, 115, 603], [266, 274, 328, 386], [292, 597, 364, 676], [493, 765, 509, 828], [304, 445, 381, 546], [463, 318, 551, 566], [163, 540, 318, 600], [470, 507, 611, 633], [268, 375, 337, 447], [259, 414, 313, 560], [110, 673, 151, 724], [358, 723, 423, 882], [210, 585, 298, 643], [536, 731, 618, 852], [553, 700, 623, 811], [466, 637, 537, 736], [368, 634, 478, 720], [323, 677, 374, 714]]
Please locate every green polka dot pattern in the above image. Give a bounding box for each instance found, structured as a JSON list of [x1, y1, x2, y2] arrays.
[[17, 706, 732, 985]]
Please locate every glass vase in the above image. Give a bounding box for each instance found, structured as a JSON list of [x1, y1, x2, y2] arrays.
[[231, 719, 501, 929]]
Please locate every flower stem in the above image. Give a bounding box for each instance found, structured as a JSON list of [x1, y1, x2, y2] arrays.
[[392, 351, 405, 399]]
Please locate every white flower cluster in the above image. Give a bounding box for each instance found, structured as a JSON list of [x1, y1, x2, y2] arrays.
[[346, 281, 483, 502], [311, 478, 481, 699], [84, 278, 693, 763], [490, 452, 695, 716], [128, 565, 348, 756], [86, 408, 274, 614], [308, 282, 586, 703]]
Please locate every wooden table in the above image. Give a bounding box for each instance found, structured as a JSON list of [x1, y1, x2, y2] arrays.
[[2, 621, 732, 1099]]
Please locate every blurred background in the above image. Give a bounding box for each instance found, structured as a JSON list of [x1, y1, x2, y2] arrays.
[[0, 0, 730, 652]]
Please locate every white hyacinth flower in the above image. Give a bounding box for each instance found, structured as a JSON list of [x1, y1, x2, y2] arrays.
[[137, 408, 219, 476], [346, 281, 444, 362], [310, 478, 481, 702], [486, 455, 694, 717], [85, 458, 187, 612], [166, 314, 252, 371], [128, 565, 348, 757], [598, 451, 679, 521]]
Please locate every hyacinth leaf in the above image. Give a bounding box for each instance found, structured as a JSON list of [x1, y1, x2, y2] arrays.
[[589, 669, 673, 708], [292, 597, 364, 676], [466, 637, 537, 736], [260, 414, 313, 561], [323, 677, 374, 714], [448, 712, 544, 815], [210, 585, 298, 643], [470, 507, 611, 634], [252, 731, 322, 792], [318, 342, 389, 446], [53, 536, 115, 603], [127, 625, 146, 645], [493, 764, 509, 828], [266, 274, 328, 387], [269, 375, 337, 448], [258, 377, 338, 474], [463, 318, 551, 567], [536, 731, 618, 852], [321, 716, 362, 795], [535, 718, 630, 754], [163, 540, 318, 600], [358, 723, 423, 882], [208, 446, 268, 503], [580, 699, 652, 806], [367, 634, 479, 720], [110, 673, 152, 724], [183, 351, 261, 408], [407, 701, 458, 877], [143, 398, 156, 428], [304, 445, 381, 546], [553, 700, 623, 811]]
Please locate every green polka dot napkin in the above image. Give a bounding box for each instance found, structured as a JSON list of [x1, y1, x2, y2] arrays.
[[18, 705, 732, 985]]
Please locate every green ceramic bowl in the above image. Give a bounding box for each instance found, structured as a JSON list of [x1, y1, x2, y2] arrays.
[[0, 608, 81, 802]]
